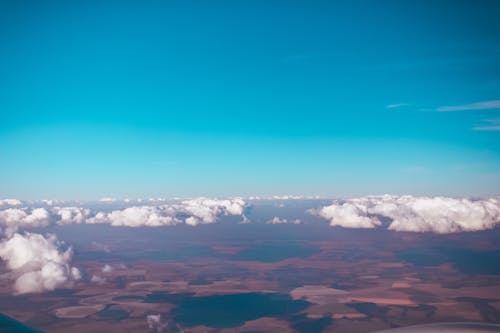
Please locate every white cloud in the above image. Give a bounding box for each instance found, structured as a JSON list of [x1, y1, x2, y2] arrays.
[[311, 195, 500, 233], [266, 217, 301, 224], [386, 103, 411, 109], [247, 195, 321, 200], [52, 206, 90, 225], [0, 198, 248, 230], [88, 206, 179, 227], [180, 198, 246, 226], [0, 208, 50, 237], [267, 216, 288, 224], [87, 198, 247, 227], [437, 100, 500, 112], [311, 201, 380, 229], [0, 199, 22, 207], [101, 264, 113, 273], [147, 314, 168, 333], [0, 232, 80, 294], [99, 197, 117, 203]]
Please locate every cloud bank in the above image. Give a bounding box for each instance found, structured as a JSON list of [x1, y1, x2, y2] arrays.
[[0, 198, 248, 231], [311, 195, 500, 233]]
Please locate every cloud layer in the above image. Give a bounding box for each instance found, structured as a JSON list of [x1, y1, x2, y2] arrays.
[[0, 198, 248, 231], [311, 195, 500, 233]]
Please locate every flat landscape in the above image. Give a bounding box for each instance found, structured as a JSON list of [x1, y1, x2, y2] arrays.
[[1, 200, 499, 333]]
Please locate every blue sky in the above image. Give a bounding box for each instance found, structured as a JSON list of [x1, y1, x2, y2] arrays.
[[0, 0, 499, 199]]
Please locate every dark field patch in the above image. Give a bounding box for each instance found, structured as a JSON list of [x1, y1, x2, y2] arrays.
[[398, 248, 500, 275], [112, 295, 145, 301], [171, 292, 309, 328], [456, 297, 500, 322], [144, 292, 194, 304], [98, 305, 129, 320], [289, 313, 332, 333], [346, 302, 388, 318]]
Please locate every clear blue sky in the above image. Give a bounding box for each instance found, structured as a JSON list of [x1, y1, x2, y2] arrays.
[[0, 0, 499, 199]]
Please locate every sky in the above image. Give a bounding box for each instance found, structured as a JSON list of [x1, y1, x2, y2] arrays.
[[0, 0, 499, 200]]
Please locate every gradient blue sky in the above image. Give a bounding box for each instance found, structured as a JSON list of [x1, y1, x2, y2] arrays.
[[0, 0, 499, 199]]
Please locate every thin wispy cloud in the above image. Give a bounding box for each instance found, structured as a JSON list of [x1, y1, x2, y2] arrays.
[[385, 103, 411, 109], [437, 100, 500, 112], [473, 118, 500, 131]]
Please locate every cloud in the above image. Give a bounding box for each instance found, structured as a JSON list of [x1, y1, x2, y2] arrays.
[[437, 100, 500, 112], [181, 198, 246, 226], [99, 197, 117, 203], [311, 202, 380, 229], [147, 314, 168, 333], [0, 232, 80, 294], [0, 199, 22, 207], [0, 208, 50, 237], [0, 198, 248, 230], [88, 205, 179, 227], [91, 274, 106, 284], [101, 264, 113, 273], [267, 216, 288, 224], [311, 195, 500, 233], [386, 103, 411, 109], [52, 206, 90, 225], [88, 198, 247, 227], [247, 195, 320, 200], [473, 118, 500, 131], [267, 217, 301, 224]]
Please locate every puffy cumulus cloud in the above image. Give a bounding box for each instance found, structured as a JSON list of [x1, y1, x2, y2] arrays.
[[87, 198, 247, 227], [181, 198, 246, 226], [312, 202, 380, 229], [0, 208, 50, 236], [311, 195, 500, 233], [0, 232, 80, 294], [0, 199, 22, 207], [88, 205, 180, 227], [0, 206, 88, 234], [52, 206, 90, 225]]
